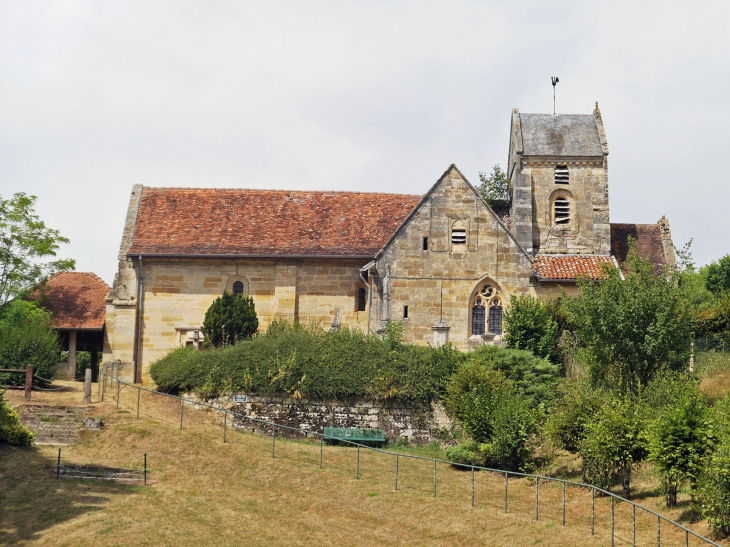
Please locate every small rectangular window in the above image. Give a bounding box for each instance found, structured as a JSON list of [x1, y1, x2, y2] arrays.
[[403, 305, 409, 319], [422, 237, 428, 250], [554, 165, 569, 184]]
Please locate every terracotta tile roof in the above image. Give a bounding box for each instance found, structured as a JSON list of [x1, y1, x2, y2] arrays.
[[127, 188, 422, 257], [610, 223, 667, 275], [33, 272, 110, 330], [532, 255, 615, 281]]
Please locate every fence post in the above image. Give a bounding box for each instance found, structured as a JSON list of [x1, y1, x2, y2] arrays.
[[356, 446, 359, 480], [102, 371, 105, 401], [633, 504, 636, 547], [224, 411, 227, 443], [84, 368, 92, 404], [144, 452, 147, 485], [591, 487, 594, 535], [685, 530, 688, 547], [535, 477, 539, 521], [395, 454, 399, 491], [562, 482, 565, 526], [320, 433, 323, 469], [25, 364, 33, 401], [116, 381, 120, 409], [179, 399, 183, 429], [56, 447, 61, 479], [272, 425, 276, 459], [611, 497, 614, 547], [504, 473, 508, 513], [136, 387, 140, 419], [433, 460, 436, 497], [657, 515, 660, 547], [471, 467, 475, 507]]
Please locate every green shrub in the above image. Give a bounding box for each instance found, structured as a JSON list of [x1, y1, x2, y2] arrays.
[[643, 373, 710, 507], [503, 294, 560, 362], [0, 323, 61, 386], [0, 390, 34, 446], [150, 321, 464, 403], [544, 377, 604, 454], [445, 440, 480, 467], [697, 393, 730, 535], [202, 291, 259, 347], [444, 361, 536, 472], [464, 344, 560, 406], [580, 393, 647, 497]]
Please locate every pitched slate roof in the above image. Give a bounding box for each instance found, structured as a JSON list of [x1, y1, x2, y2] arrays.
[[35, 272, 110, 330], [611, 223, 667, 274], [127, 188, 422, 258], [519, 114, 603, 156], [532, 255, 615, 281]]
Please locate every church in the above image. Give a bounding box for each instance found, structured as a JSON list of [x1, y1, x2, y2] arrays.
[[103, 104, 676, 383]]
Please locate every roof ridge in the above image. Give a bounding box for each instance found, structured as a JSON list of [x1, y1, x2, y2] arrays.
[[141, 186, 423, 198], [48, 271, 111, 289]]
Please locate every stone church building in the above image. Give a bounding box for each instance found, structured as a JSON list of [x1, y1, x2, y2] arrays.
[[104, 105, 676, 382]]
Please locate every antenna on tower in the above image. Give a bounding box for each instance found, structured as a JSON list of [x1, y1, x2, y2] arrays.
[[551, 76, 559, 115]]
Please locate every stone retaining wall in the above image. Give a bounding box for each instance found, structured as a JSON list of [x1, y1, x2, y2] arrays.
[[186, 393, 455, 444]]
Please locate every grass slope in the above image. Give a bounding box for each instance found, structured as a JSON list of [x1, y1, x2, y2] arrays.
[[0, 381, 722, 546]]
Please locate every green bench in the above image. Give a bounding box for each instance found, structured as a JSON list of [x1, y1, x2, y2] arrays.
[[323, 427, 385, 443]]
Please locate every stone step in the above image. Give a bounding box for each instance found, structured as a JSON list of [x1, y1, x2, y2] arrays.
[[16, 404, 96, 445]]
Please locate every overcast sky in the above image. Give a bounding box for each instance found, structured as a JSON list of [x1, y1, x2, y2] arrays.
[[2, 1, 728, 285]]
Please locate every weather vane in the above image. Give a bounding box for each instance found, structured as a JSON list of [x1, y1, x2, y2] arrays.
[[551, 76, 559, 115]]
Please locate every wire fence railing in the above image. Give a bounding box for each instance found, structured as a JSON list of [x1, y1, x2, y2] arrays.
[[99, 362, 724, 547], [54, 446, 147, 483]]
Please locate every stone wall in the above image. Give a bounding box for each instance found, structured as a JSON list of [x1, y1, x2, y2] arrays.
[[106, 257, 371, 381], [187, 393, 454, 444]]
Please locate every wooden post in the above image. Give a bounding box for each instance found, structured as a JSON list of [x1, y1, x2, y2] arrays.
[[24, 364, 33, 401], [84, 368, 92, 403]]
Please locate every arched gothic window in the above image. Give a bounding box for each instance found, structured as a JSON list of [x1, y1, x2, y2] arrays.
[[470, 282, 503, 336], [232, 281, 244, 296]]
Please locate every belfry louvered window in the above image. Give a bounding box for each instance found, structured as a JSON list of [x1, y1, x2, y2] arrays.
[[554, 165, 569, 184], [554, 197, 570, 224], [451, 220, 466, 246]]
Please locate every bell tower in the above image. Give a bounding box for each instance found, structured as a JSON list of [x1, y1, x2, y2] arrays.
[[508, 103, 610, 255]]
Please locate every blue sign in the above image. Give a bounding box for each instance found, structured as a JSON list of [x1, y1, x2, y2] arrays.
[[233, 395, 248, 403]]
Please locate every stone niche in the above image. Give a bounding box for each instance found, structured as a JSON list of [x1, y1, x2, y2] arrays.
[[175, 326, 205, 349]]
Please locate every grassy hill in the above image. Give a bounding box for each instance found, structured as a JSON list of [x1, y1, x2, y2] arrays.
[[0, 381, 721, 546]]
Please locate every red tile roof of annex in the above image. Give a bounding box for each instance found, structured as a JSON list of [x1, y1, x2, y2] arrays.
[[127, 188, 423, 257], [34, 272, 110, 330], [532, 255, 615, 281]]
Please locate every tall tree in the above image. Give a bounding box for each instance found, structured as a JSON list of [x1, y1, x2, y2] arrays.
[[477, 164, 511, 206], [706, 254, 730, 295], [0, 193, 75, 305], [567, 241, 693, 393], [202, 291, 259, 347]]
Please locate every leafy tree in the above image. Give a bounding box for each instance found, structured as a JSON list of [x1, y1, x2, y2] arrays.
[[444, 361, 537, 471], [645, 373, 711, 507], [706, 254, 730, 295], [0, 193, 75, 306], [697, 393, 730, 535], [201, 291, 259, 347], [580, 393, 647, 498], [544, 377, 605, 455], [567, 241, 693, 394], [0, 389, 34, 446], [444, 362, 511, 444], [0, 300, 61, 385], [503, 294, 560, 362], [477, 164, 511, 206]]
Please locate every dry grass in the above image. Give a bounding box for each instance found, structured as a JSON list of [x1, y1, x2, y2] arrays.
[[698, 351, 730, 404], [0, 381, 725, 546]]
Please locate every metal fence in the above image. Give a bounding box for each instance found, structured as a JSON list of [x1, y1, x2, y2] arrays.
[[99, 362, 723, 547]]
